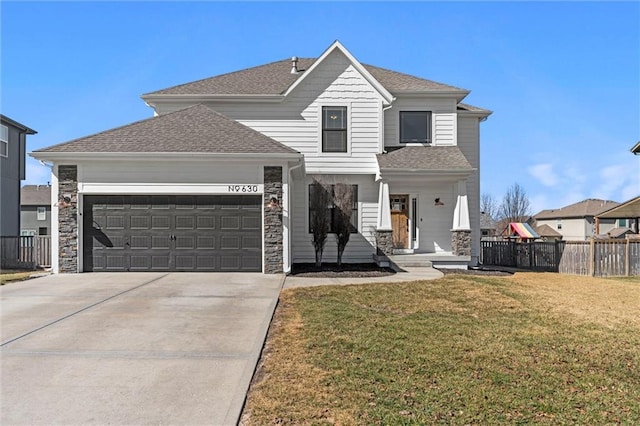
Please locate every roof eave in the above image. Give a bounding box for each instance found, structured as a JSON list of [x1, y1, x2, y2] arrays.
[[141, 94, 285, 104], [0, 114, 37, 134], [458, 109, 493, 119], [380, 167, 476, 175], [393, 90, 470, 102], [30, 151, 303, 162]]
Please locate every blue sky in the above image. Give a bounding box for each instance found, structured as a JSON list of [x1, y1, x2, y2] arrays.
[[2, 1, 638, 214]]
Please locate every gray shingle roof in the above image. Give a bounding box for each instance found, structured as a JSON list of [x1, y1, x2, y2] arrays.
[[145, 59, 467, 96], [480, 212, 496, 230], [535, 199, 620, 220], [377, 146, 473, 171], [458, 103, 492, 114], [535, 224, 562, 237], [35, 105, 299, 155], [21, 185, 51, 206]]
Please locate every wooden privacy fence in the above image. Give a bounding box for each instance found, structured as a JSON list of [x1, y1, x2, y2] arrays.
[[1, 236, 51, 269], [482, 239, 640, 277]]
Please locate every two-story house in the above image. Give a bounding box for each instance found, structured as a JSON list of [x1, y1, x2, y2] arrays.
[[20, 184, 52, 237], [534, 198, 621, 241], [1, 115, 37, 237], [31, 41, 490, 273]]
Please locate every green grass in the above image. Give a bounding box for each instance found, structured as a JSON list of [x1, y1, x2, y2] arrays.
[[0, 270, 37, 285], [243, 274, 640, 425]]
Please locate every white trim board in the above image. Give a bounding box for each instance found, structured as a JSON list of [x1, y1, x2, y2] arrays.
[[78, 183, 265, 195]]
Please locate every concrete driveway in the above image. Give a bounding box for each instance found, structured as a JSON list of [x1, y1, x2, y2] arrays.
[[1, 272, 283, 425]]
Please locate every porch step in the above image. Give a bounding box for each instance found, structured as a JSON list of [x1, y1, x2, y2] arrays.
[[386, 254, 433, 268]]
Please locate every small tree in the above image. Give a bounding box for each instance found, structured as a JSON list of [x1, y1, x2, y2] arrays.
[[333, 183, 354, 267], [499, 183, 532, 223], [309, 178, 330, 267]]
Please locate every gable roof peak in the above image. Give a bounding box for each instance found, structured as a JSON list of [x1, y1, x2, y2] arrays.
[[283, 40, 395, 104]]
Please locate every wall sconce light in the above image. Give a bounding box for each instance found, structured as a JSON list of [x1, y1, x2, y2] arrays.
[[434, 197, 444, 206], [55, 195, 72, 208], [268, 197, 280, 209]]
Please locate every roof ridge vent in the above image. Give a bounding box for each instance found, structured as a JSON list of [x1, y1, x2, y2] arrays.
[[290, 56, 299, 74]]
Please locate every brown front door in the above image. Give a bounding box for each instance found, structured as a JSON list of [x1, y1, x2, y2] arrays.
[[390, 195, 409, 249]]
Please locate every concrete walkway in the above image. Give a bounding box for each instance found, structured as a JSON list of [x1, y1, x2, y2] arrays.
[[1, 273, 283, 426], [283, 266, 444, 288]]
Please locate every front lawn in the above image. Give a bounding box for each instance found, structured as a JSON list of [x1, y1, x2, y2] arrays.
[[0, 270, 37, 285], [242, 273, 640, 424]]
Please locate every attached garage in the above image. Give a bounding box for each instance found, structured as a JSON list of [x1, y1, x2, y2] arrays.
[[83, 195, 262, 272], [31, 105, 299, 273]]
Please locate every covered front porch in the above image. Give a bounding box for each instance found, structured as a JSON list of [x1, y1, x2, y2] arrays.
[[373, 146, 475, 268]]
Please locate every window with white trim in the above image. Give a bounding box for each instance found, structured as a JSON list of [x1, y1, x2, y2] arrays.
[[399, 111, 431, 143], [0, 125, 8, 157], [322, 106, 347, 152], [37, 207, 46, 221]]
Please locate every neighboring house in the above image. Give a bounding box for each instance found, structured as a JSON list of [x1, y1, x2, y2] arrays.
[[595, 195, 640, 235], [31, 41, 491, 274], [480, 212, 497, 239], [0, 115, 37, 236], [534, 224, 562, 241], [21, 184, 52, 236], [534, 199, 620, 241]]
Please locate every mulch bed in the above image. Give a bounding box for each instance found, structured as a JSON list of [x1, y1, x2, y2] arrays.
[[289, 263, 513, 278], [436, 268, 513, 276], [290, 263, 396, 278]]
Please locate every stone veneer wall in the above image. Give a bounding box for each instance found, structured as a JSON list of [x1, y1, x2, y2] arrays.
[[451, 230, 471, 257], [58, 165, 78, 273], [375, 230, 394, 256], [263, 167, 283, 274]]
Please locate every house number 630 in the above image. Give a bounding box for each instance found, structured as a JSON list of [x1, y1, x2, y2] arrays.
[[228, 185, 259, 193]]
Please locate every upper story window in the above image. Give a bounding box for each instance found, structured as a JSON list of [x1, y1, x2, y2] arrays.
[[37, 207, 47, 221], [322, 106, 347, 153], [400, 111, 431, 143], [0, 124, 8, 157]]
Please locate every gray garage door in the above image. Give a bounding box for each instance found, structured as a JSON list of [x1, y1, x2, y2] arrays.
[[83, 195, 262, 272]]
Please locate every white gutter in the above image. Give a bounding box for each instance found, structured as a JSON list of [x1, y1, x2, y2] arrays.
[[284, 159, 305, 273], [141, 94, 285, 104], [29, 151, 303, 162]]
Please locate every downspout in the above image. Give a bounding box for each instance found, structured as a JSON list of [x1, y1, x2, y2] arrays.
[[381, 104, 393, 154], [285, 158, 304, 274]]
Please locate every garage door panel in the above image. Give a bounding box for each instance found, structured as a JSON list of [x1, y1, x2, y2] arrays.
[[242, 236, 260, 250], [175, 216, 195, 229], [242, 216, 261, 230], [221, 236, 241, 250], [130, 236, 150, 249], [131, 216, 150, 229], [221, 216, 240, 230], [151, 216, 170, 229], [196, 216, 215, 229], [83, 195, 262, 272], [197, 236, 215, 249]]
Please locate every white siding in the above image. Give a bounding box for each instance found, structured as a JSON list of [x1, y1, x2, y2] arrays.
[[457, 116, 481, 260], [78, 160, 262, 185], [384, 98, 458, 147], [154, 49, 384, 175], [291, 174, 379, 263]]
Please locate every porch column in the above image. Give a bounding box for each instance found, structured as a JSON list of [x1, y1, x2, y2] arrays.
[[375, 180, 393, 255], [451, 180, 471, 256]]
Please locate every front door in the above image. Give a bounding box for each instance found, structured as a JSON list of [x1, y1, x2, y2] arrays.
[[390, 195, 409, 249]]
